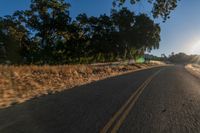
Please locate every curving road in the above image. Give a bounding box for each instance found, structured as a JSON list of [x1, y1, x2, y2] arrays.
[[0, 65, 200, 133]]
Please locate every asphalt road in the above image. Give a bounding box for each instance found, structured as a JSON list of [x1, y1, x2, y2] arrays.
[[0, 65, 200, 133]]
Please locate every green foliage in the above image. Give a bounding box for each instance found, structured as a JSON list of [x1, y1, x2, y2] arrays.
[[113, 0, 180, 21], [0, 16, 30, 63], [111, 8, 160, 59], [13, 0, 72, 64], [168, 52, 200, 64], [0, 0, 163, 64]]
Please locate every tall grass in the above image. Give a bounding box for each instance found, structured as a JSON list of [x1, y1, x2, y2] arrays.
[[0, 62, 162, 108]]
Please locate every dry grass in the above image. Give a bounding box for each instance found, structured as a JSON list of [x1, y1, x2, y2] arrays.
[[185, 64, 200, 79], [0, 62, 163, 108]]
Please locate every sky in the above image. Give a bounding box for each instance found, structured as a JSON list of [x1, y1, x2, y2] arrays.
[[0, 0, 200, 56]]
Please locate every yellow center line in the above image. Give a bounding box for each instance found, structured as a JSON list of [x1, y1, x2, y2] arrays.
[[100, 69, 162, 133], [100, 79, 149, 133], [111, 76, 154, 133]]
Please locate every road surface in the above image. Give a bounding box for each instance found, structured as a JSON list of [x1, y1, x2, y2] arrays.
[[0, 65, 200, 133]]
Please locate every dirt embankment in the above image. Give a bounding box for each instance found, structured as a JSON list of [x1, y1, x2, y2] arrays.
[[185, 64, 200, 79], [0, 61, 165, 109]]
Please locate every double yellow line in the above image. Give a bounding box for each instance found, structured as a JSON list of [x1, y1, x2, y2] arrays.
[[100, 69, 162, 133]]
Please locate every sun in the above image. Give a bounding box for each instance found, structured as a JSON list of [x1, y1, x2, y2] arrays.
[[190, 42, 200, 55]]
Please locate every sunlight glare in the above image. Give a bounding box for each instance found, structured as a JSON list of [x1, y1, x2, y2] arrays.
[[190, 42, 200, 54]]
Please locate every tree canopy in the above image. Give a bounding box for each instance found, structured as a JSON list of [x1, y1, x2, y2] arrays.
[[113, 0, 180, 21], [0, 0, 164, 64]]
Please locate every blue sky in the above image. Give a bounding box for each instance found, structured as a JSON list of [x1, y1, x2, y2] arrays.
[[0, 0, 200, 56]]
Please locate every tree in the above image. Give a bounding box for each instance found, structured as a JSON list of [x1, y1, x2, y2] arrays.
[[133, 14, 160, 51], [76, 13, 118, 62], [111, 7, 136, 59], [113, 0, 180, 21], [168, 52, 190, 63], [15, 0, 71, 64], [111, 8, 161, 59], [0, 16, 30, 64], [0, 0, 163, 64]]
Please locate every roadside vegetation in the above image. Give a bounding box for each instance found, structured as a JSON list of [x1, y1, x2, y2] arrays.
[[0, 61, 164, 108], [167, 52, 200, 78], [0, 0, 179, 64], [185, 64, 200, 79], [168, 52, 200, 64], [0, 0, 180, 108]]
